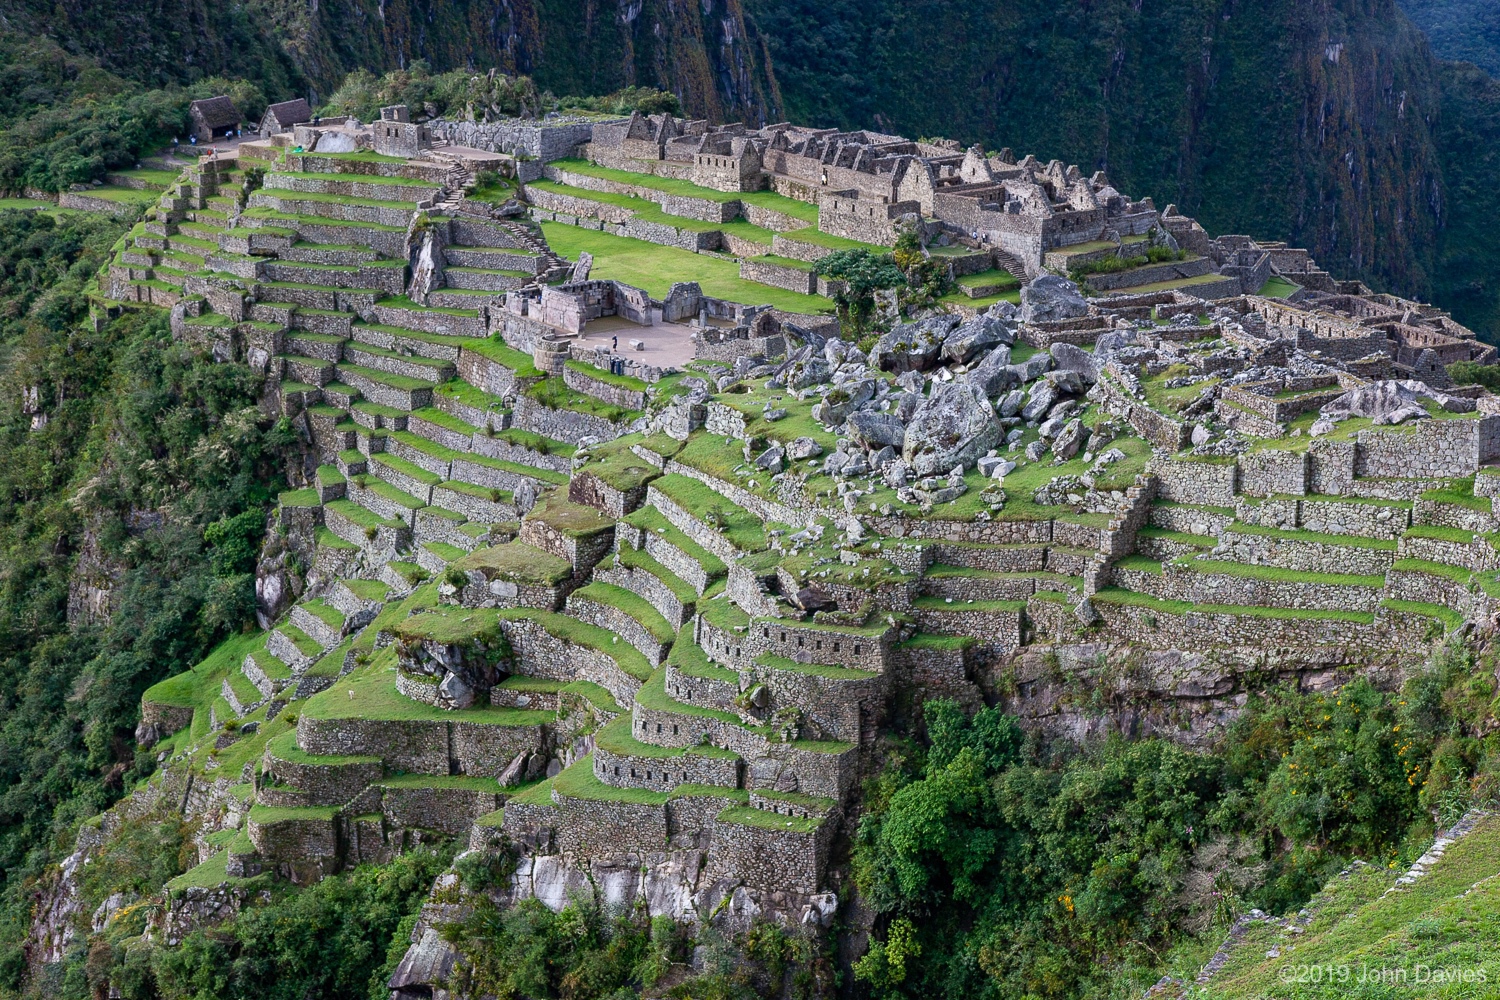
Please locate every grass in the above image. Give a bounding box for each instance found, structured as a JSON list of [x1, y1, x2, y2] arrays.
[[595, 716, 737, 760], [1391, 558, 1473, 584], [650, 474, 765, 552], [279, 487, 320, 508], [617, 546, 697, 606], [526, 493, 617, 538], [525, 375, 641, 424], [324, 499, 406, 532], [635, 669, 770, 734], [165, 851, 241, 892], [1405, 524, 1476, 544], [717, 804, 821, 834], [337, 363, 436, 391], [551, 754, 668, 807], [378, 774, 502, 792], [623, 506, 726, 578], [560, 680, 623, 714], [454, 451, 570, 488], [301, 653, 553, 726], [667, 627, 739, 685], [492, 608, 655, 681], [573, 582, 676, 644], [564, 359, 648, 393], [249, 804, 341, 824], [1200, 815, 1500, 999], [409, 406, 478, 437], [1224, 522, 1399, 550], [755, 653, 878, 681], [1382, 599, 1466, 632], [372, 451, 443, 487], [912, 595, 1027, 613], [1174, 557, 1386, 588], [460, 337, 544, 377], [264, 730, 380, 767], [456, 542, 572, 587], [541, 223, 833, 314], [549, 159, 820, 221], [1091, 587, 1378, 624], [897, 633, 977, 652]]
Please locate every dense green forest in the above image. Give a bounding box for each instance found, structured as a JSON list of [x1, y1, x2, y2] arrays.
[[1400, 0, 1500, 75], [0, 207, 294, 987]]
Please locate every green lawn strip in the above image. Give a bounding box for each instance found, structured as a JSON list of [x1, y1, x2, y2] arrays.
[[1224, 522, 1399, 550], [348, 342, 454, 373], [316, 464, 346, 488], [456, 450, 570, 487], [755, 653, 877, 681], [337, 363, 436, 391], [459, 337, 544, 377], [377, 774, 501, 792], [372, 450, 443, 487], [1420, 479, 1490, 512], [488, 426, 576, 457], [551, 754, 668, 806], [1113, 555, 1165, 574], [650, 473, 766, 551], [276, 623, 325, 660], [271, 170, 441, 189], [301, 656, 553, 725], [324, 499, 406, 531], [440, 479, 514, 504], [455, 543, 572, 587], [564, 358, 648, 392], [617, 546, 698, 607], [1390, 558, 1474, 585], [249, 804, 340, 824], [304, 639, 352, 679], [409, 406, 478, 436], [165, 851, 242, 892], [298, 599, 345, 630], [530, 180, 779, 243], [1090, 587, 1376, 624], [595, 716, 738, 760], [667, 626, 738, 685], [1134, 526, 1216, 548], [1382, 599, 1465, 631], [560, 680, 623, 714], [624, 506, 726, 577], [344, 579, 391, 602], [224, 666, 263, 707], [699, 596, 752, 634], [279, 487, 321, 508], [896, 633, 976, 652], [422, 541, 468, 562], [573, 582, 676, 644], [489, 608, 654, 681], [264, 730, 380, 767], [143, 631, 266, 710], [540, 223, 833, 313], [249, 648, 291, 681], [955, 268, 1021, 291], [1175, 556, 1386, 588], [911, 595, 1027, 612], [257, 188, 426, 209], [776, 226, 887, 253], [497, 676, 568, 693], [386, 562, 430, 586], [635, 669, 773, 736], [549, 159, 820, 221], [525, 375, 641, 423], [752, 787, 836, 811], [353, 475, 428, 510], [672, 785, 750, 804], [716, 804, 820, 834], [1404, 524, 1475, 544]]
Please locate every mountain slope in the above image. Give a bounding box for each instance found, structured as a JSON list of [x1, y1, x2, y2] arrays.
[[746, 0, 1447, 321], [0, 0, 780, 122], [1400, 0, 1500, 76]]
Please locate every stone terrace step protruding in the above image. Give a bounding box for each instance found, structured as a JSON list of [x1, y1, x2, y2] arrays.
[[336, 364, 435, 411], [567, 582, 677, 666]]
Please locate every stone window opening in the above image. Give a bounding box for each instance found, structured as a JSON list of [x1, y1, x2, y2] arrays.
[[762, 627, 769, 638], [673, 724, 679, 734], [614, 766, 620, 776], [855, 645, 862, 655], [816, 640, 822, 650], [797, 636, 804, 647], [641, 720, 648, 731], [780, 632, 787, 642], [656, 723, 663, 733], [646, 770, 652, 780], [833, 642, 841, 652], [734, 647, 740, 657], [631, 768, 637, 778]]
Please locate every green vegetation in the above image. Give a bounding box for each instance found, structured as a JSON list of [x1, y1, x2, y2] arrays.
[[540, 222, 834, 314]]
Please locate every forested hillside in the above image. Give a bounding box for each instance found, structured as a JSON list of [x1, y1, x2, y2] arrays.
[[1400, 0, 1500, 75]]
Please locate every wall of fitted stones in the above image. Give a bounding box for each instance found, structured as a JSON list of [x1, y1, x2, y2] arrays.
[[503, 618, 643, 708], [1215, 531, 1395, 576], [297, 715, 450, 773], [1355, 420, 1486, 479], [763, 668, 885, 743], [248, 814, 339, 863], [1113, 564, 1382, 612], [1237, 449, 1308, 498], [593, 745, 741, 792], [888, 643, 984, 711], [663, 662, 740, 713], [1150, 457, 1239, 506], [703, 813, 835, 894], [909, 606, 1023, 648], [261, 753, 384, 808], [552, 797, 669, 855], [562, 365, 647, 410], [512, 396, 627, 445], [380, 786, 502, 835], [570, 472, 646, 518]]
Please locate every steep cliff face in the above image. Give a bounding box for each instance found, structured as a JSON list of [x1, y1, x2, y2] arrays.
[[746, 0, 1447, 314], [0, 0, 779, 122]]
